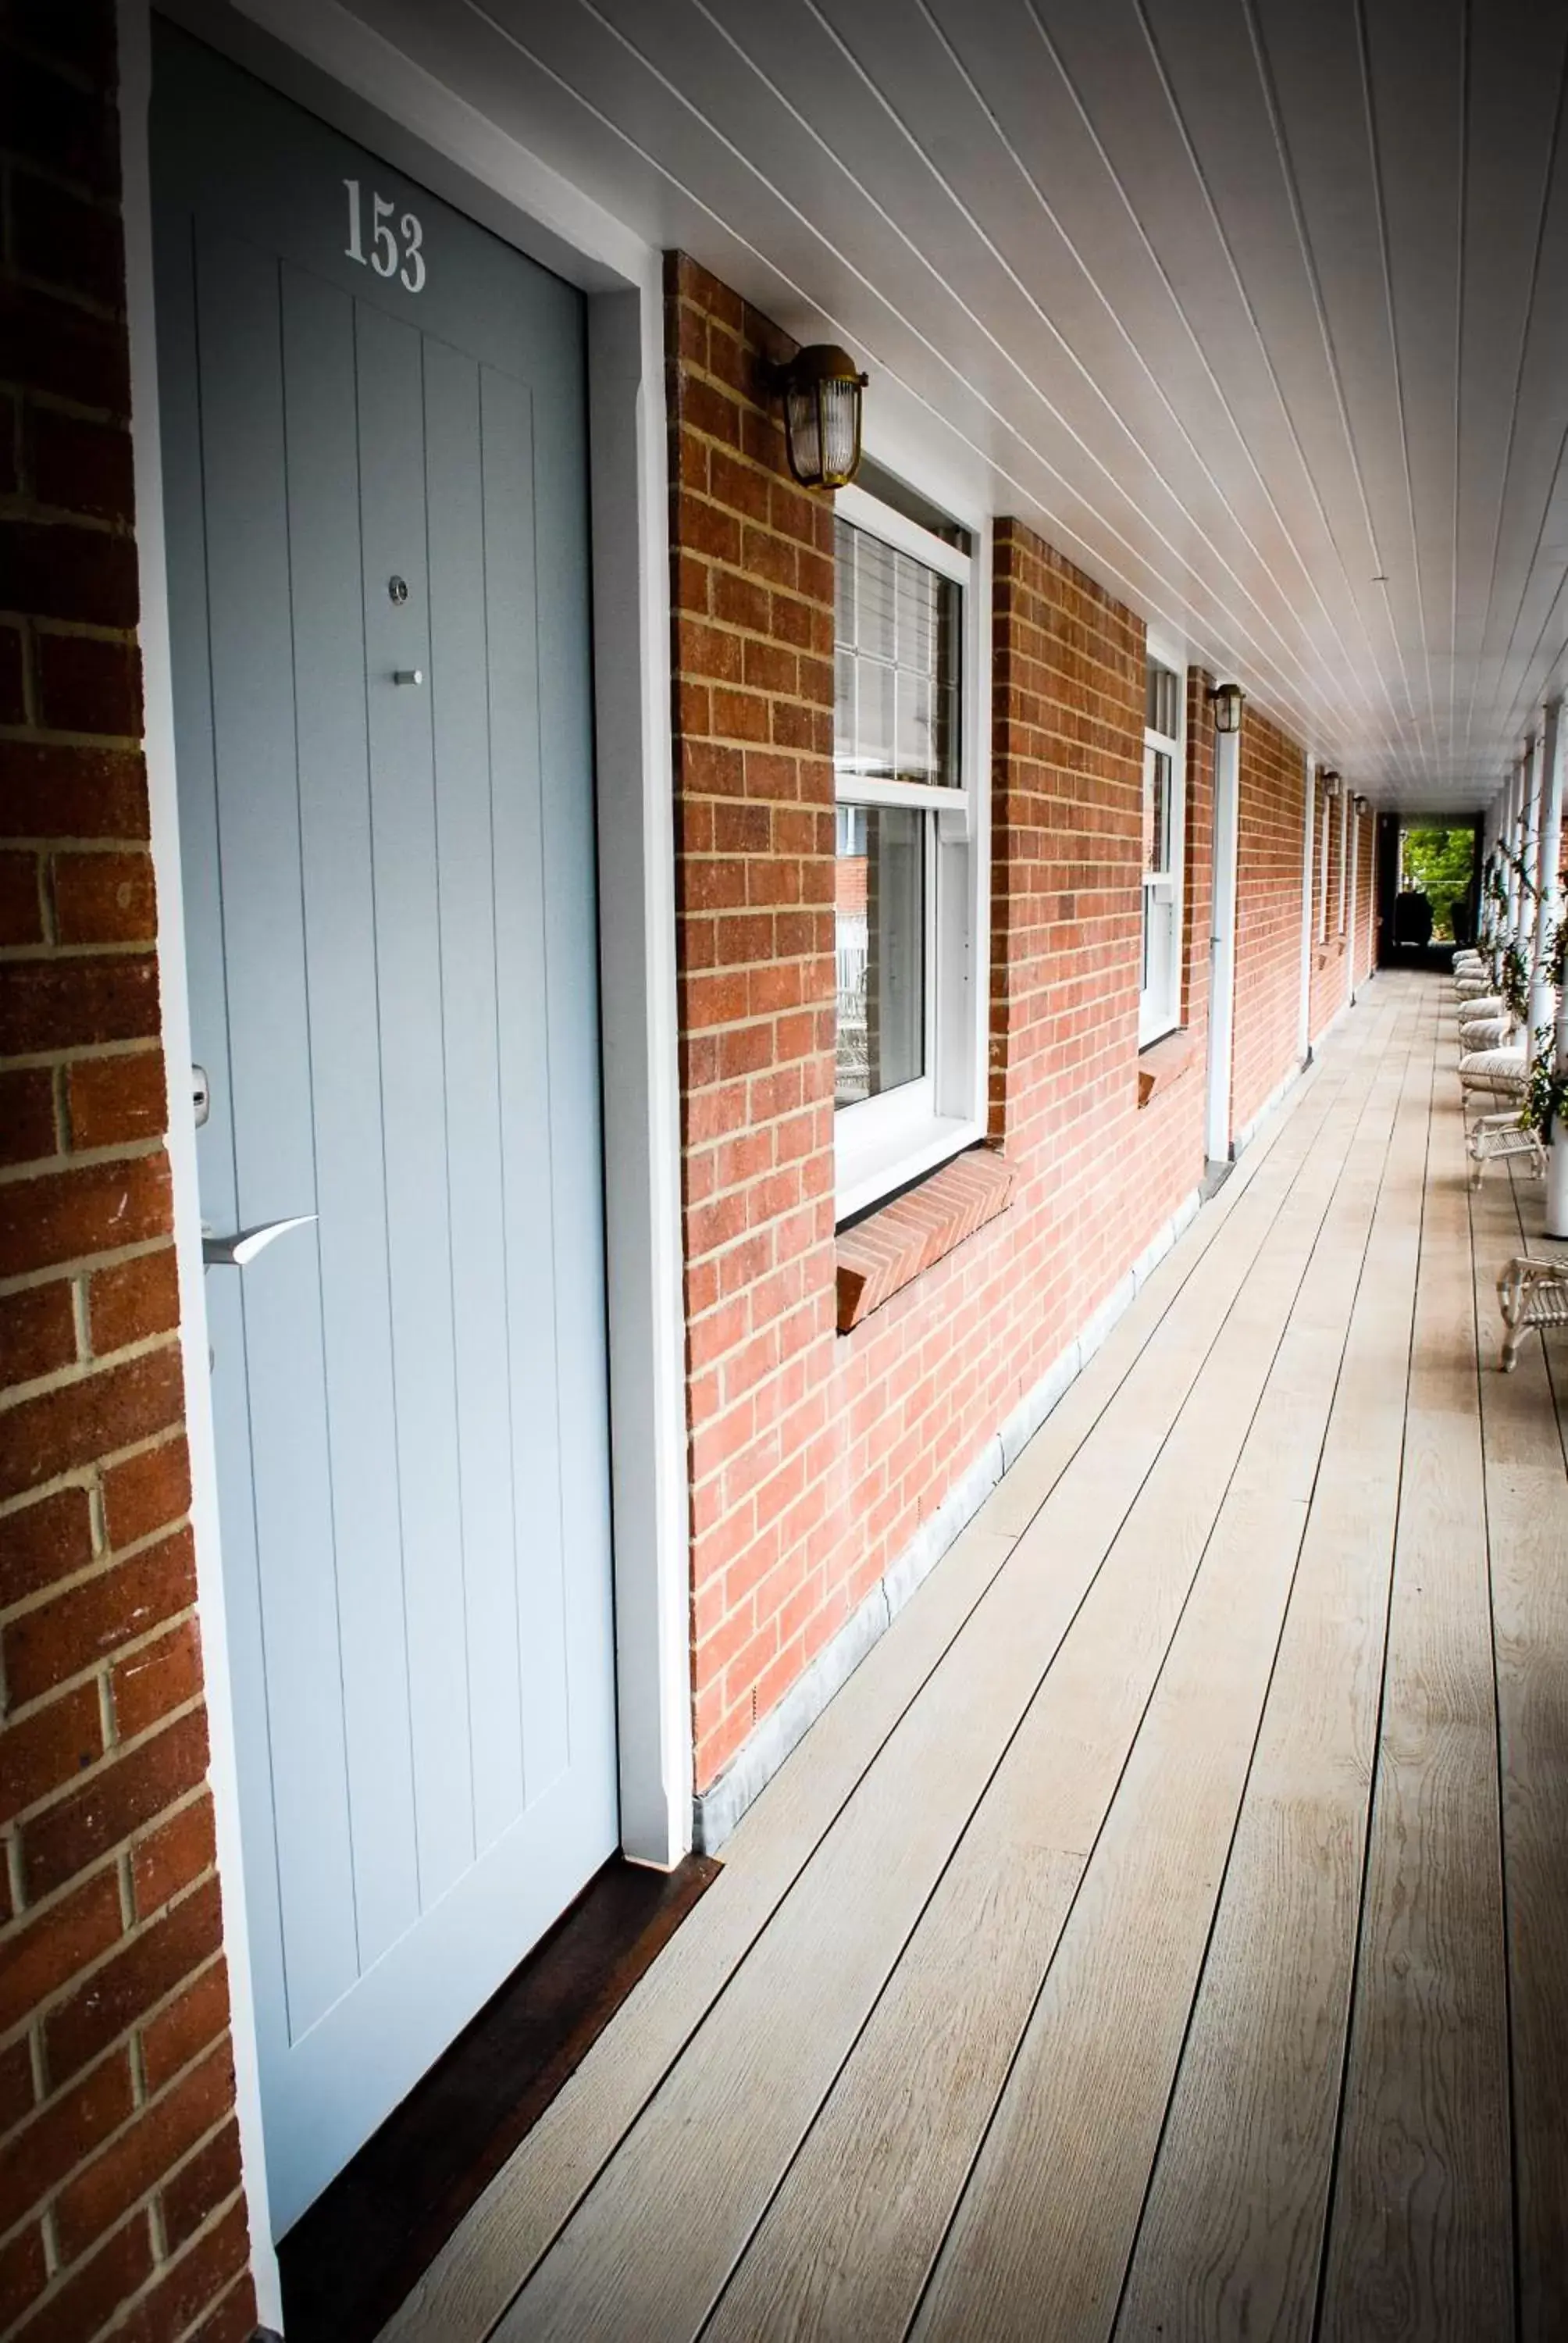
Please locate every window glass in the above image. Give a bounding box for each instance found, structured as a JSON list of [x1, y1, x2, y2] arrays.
[[1146, 660, 1181, 740], [1140, 658, 1184, 1042], [1145, 746, 1172, 876], [835, 807, 925, 1106], [835, 520, 960, 788]]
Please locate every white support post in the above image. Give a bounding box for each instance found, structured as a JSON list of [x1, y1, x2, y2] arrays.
[[1509, 750, 1518, 951], [1504, 758, 1523, 946], [1530, 701, 1562, 1036], [1207, 724, 1242, 1160], [1550, 1003, 1568, 1238], [1537, 704, 1568, 1238], [1347, 801, 1360, 997], [1521, 732, 1543, 962]]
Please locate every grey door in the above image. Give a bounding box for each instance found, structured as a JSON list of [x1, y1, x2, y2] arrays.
[[151, 27, 618, 2234]]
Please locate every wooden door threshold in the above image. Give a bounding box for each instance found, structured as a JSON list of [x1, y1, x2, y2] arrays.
[[276, 1852, 720, 2341]]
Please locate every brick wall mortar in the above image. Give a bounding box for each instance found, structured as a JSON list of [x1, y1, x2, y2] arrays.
[[0, 8, 255, 2338], [670, 255, 1216, 1793]]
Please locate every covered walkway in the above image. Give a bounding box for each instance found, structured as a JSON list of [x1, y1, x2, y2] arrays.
[[384, 968, 1568, 2343]]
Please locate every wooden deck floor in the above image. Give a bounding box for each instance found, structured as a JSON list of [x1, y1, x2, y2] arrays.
[[381, 970, 1568, 2343]]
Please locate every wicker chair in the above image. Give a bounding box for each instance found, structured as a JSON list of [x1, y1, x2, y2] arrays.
[[1467, 1114, 1546, 1190], [1459, 1046, 1529, 1121], [1458, 1015, 1513, 1054], [1498, 1255, 1568, 1371]]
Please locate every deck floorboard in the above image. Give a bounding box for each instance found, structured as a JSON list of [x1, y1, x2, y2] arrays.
[[379, 972, 1568, 2343]]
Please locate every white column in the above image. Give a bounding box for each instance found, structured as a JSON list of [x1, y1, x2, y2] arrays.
[[1503, 758, 1521, 944], [1207, 724, 1242, 1160], [1549, 998, 1568, 1237], [1521, 732, 1543, 961], [1509, 740, 1518, 942], [1534, 706, 1568, 1236], [1530, 701, 1562, 1035]]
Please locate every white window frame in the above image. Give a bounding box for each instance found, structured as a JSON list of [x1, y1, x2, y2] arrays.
[[1139, 634, 1187, 1048], [832, 481, 992, 1222], [1336, 781, 1350, 936]]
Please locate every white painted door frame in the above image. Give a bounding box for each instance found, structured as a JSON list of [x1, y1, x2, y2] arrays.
[[1297, 751, 1316, 1065], [1347, 801, 1360, 1000], [1205, 725, 1241, 1163], [119, 0, 690, 2314]]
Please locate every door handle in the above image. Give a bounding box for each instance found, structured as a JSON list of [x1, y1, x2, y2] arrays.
[[202, 1215, 317, 1268]]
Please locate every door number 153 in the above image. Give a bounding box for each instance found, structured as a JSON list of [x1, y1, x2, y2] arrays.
[[343, 179, 426, 292]]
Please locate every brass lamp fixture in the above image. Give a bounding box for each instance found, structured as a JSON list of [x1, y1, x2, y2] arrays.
[[1321, 767, 1343, 794], [1208, 681, 1244, 734], [764, 344, 869, 490]]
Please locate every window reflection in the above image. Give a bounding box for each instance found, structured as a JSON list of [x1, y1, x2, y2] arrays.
[[835, 807, 925, 1106]]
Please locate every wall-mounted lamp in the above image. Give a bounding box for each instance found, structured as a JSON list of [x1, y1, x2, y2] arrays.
[[1352, 792, 1369, 814], [1321, 768, 1343, 796], [763, 344, 869, 490], [1207, 681, 1244, 734]]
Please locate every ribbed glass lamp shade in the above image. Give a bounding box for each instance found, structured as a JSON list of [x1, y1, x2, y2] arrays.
[[780, 349, 867, 489], [1209, 682, 1244, 734]]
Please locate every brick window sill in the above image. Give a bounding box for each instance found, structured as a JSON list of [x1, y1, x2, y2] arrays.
[[1137, 1026, 1197, 1109], [836, 1149, 1016, 1334]]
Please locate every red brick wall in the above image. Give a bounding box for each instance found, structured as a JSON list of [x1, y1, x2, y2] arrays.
[[0, 9, 255, 2339], [1229, 705, 1307, 1139], [665, 255, 840, 1789], [668, 257, 1211, 1794]]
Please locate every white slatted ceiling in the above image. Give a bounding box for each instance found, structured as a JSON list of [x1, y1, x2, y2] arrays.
[[341, 0, 1568, 810]]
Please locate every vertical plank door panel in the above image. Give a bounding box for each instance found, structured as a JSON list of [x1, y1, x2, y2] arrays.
[[195, 227, 360, 2041], [422, 330, 520, 1885], [154, 21, 618, 2235], [283, 262, 425, 1966], [480, 366, 571, 1809]]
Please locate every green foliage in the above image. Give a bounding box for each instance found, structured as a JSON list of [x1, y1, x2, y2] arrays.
[[1523, 1028, 1568, 1141], [1400, 825, 1477, 940]]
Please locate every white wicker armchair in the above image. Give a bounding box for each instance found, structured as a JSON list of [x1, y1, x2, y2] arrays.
[[1459, 1046, 1529, 1120], [1458, 1015, 1514, 1054], [1498, 1255, 1568, 1371], [1467, 1114, 1546, 1190]]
